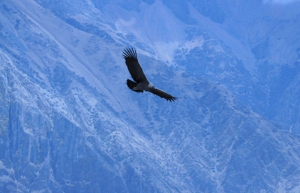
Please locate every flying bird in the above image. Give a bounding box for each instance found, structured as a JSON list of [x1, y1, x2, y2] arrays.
[[123, 47, 177, 101]]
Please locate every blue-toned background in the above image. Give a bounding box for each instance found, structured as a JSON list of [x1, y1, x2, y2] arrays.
[[0, 0, 300, 192]]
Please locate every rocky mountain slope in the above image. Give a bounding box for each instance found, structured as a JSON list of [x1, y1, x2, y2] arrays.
[[0, 0, 300, 192]]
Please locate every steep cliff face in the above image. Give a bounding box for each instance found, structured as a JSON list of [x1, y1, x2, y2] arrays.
[[0, 0, 300, 192]]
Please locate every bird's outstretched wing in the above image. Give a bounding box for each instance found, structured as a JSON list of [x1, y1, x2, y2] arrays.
[[149, 87, 177, 101], [123, 47, 148, 83]]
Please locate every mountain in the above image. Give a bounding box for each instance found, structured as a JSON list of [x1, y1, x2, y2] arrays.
[[0, 0, 300, 192]]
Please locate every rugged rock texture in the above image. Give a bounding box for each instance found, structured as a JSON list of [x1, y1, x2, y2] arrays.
[[0, 0, 300, 192]]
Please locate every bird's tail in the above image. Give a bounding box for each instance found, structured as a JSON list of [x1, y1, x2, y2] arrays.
[[126, 79, 143, 93]]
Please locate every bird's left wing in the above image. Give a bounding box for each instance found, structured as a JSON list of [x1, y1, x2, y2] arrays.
[[149, 87, 177, 101], [123, 47, 148, 83]]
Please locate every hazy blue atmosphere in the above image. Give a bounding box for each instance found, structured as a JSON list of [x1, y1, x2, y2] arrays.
[[0, 0, 300, 192]]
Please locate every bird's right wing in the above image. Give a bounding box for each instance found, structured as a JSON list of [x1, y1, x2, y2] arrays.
[[149, 87, 177, 101], [123, 47, 148, 83]]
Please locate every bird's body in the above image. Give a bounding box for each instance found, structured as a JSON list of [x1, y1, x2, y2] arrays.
[[123, 47, 177, 101], [134, 82, 153, 91]]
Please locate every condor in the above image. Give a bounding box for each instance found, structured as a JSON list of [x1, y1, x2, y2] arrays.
[[123, 47, 177, 101]]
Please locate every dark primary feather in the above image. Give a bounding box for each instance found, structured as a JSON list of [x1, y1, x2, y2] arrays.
[[149, 87, 177, 101], [123, 47, 148, 83]]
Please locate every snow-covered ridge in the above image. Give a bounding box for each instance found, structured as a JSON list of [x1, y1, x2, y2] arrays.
[[0, 0, 300, 192]]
